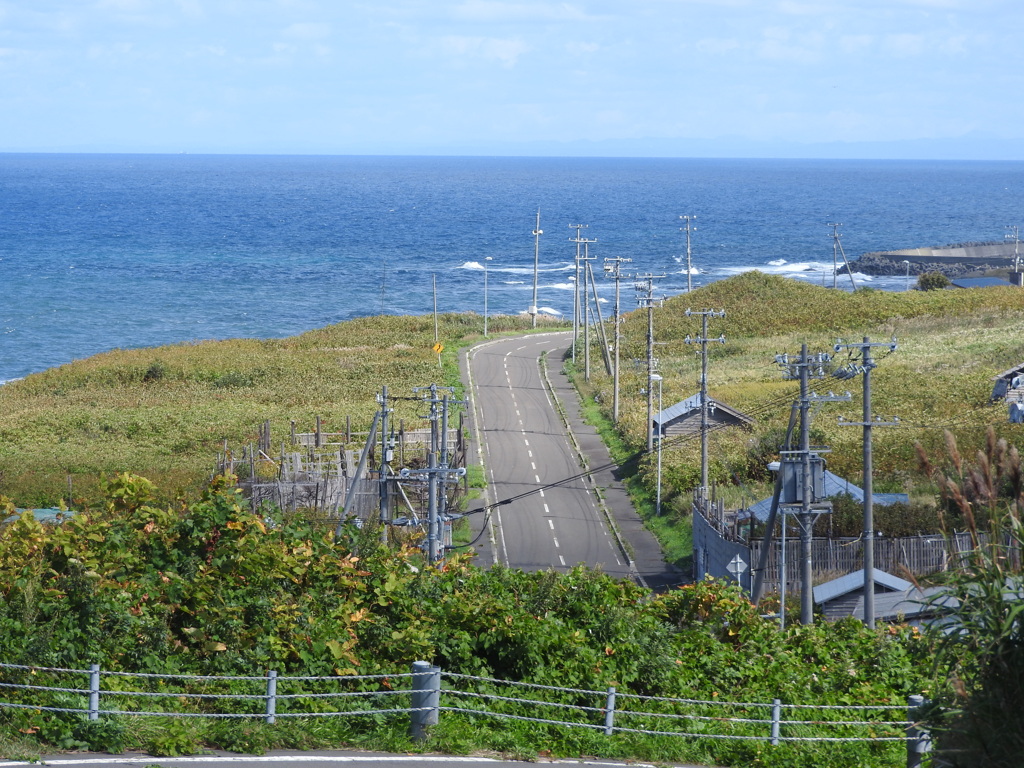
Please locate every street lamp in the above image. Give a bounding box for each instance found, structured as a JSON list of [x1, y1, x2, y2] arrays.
[[651, 373, 664, 516], [483, 257, 492, 337], [903, 260, 911, 291], [531, 211, 542, 329]]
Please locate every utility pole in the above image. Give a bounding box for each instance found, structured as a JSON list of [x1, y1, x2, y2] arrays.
[[580, 241, 598, 381], [604, 256, 632, 423], [635, 273, 665, 452], [378, 385, 393, 544], [432, 274, 441, 368], [798, 346, 813, 626], [586, 258, 612, 376], [835, 337, 899, 629], [568, 224, 587, 363], [827, 222, 858, 291], [683, 308, 725, 498], [531, 211, 543, 328], [775, 347, 847, 625], [680, 215, 697, 293], [483, 256, 492, 337], [407, 384, 466, 563]]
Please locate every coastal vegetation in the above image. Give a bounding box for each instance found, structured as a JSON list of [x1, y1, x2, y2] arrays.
[[0, 313, 545, 509], [588, 272, 1024, 527], [4, 273, 1024, 764], [0, 473, 928, 767]]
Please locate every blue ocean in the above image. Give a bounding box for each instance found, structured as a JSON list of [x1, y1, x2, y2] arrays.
[[3, 154, 1024, 383]]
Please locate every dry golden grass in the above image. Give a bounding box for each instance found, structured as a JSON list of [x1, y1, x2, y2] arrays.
[[0, 312, 556, 508]]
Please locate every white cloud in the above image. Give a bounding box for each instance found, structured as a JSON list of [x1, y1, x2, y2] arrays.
[[439, 35, 528, 67], [756, 26, 822, 63], [95, 0, 150, 11], [839, 34, 874, 54], [174, 0, 204, 19], [696, 37, 740, 55], [281, 22, 331, 40], [777, 1, 827, 14], [566, 41, 599, 55], [451, 0, 590, 22], [881, 32, 926, 57]]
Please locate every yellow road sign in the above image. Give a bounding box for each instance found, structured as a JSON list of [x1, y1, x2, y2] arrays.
[[433, 342, 444, 354]]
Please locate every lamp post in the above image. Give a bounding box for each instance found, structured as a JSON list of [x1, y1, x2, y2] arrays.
[[902, 260, 911, 291], [651, 373, 664, 516], [483, 257, 492, 337]]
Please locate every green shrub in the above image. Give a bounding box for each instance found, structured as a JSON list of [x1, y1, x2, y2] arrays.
[[917, 271, 951, 291]]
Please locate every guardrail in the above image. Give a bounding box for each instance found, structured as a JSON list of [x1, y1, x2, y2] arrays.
[[0, 661, 932, 765]]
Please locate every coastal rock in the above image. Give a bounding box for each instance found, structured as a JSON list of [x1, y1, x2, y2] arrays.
[[840, 253, 1001, 279]]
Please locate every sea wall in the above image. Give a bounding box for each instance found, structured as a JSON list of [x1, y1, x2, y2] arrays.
[[845, 241, 1020, 277]]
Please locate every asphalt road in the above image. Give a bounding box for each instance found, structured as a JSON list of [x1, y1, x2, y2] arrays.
[[464, 332, 632, 580]]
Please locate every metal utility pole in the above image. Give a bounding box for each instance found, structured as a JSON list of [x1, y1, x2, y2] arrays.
[[775, 347, 847, 625], [568, 224, 588, 362], [483, 256, 492, 337], [798, 347, 813, 626], [835, 337, 899, 629], [531, 211, 543, 328], [407, 385, 466, 563], [680, 215, 697, 292], [604, 256, 632, 423], [827, 222, 857, 291], [586, 259, 613, 376], [651, 372, 664, 515], [683, 309, 725, 498], [580, 241, 598, 381], [378, 385, 393, 543], [635, 273, 665, 452]]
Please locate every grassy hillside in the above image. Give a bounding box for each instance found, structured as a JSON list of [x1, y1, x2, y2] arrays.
[[5, 271, 1024, 523], [585, 272, 1024, 521], [0, 313, 554, 508]]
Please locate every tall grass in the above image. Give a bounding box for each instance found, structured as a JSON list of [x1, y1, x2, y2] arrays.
[[584, 272, 1024, 531], [0, 313, 563, 508]]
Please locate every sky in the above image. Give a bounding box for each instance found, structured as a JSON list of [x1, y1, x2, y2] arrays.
[[1, 0, 1022, 159]]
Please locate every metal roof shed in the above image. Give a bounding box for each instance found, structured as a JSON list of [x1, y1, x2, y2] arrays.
[[652, 394, 754, 437]]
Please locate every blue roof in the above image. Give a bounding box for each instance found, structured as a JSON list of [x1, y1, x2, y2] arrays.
[[653, 394, 752, 432], [812, 568, 912, 604], [951, 277, 1012, 289], [3, 508, 75, 525], [743, 471, 909, 523], [653, 394, 704, 428]]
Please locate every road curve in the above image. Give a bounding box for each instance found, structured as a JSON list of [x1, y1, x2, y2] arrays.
[[465, 332, 632, 580]]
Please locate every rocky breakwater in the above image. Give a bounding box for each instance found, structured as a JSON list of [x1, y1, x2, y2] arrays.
[[840, 241, 1018, 279]]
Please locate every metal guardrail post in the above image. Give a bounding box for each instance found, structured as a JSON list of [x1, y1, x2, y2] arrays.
[[771, 699, 781, 745], [604, 687, 616, 735], [265, 670, 278, 724], [906, 694, 931, 768], [88, 664, 100, 721], [409, 661, 441, 742]]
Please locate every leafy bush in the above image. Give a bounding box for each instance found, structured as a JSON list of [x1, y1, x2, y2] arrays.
[[917, 271, 951, 291], [0, 474, 929, 766], [920, 431, 1024, 767]]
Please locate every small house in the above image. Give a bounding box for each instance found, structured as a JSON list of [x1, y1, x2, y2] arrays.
[[813, 568, 946, 626], [652, 394, 754, 437]]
